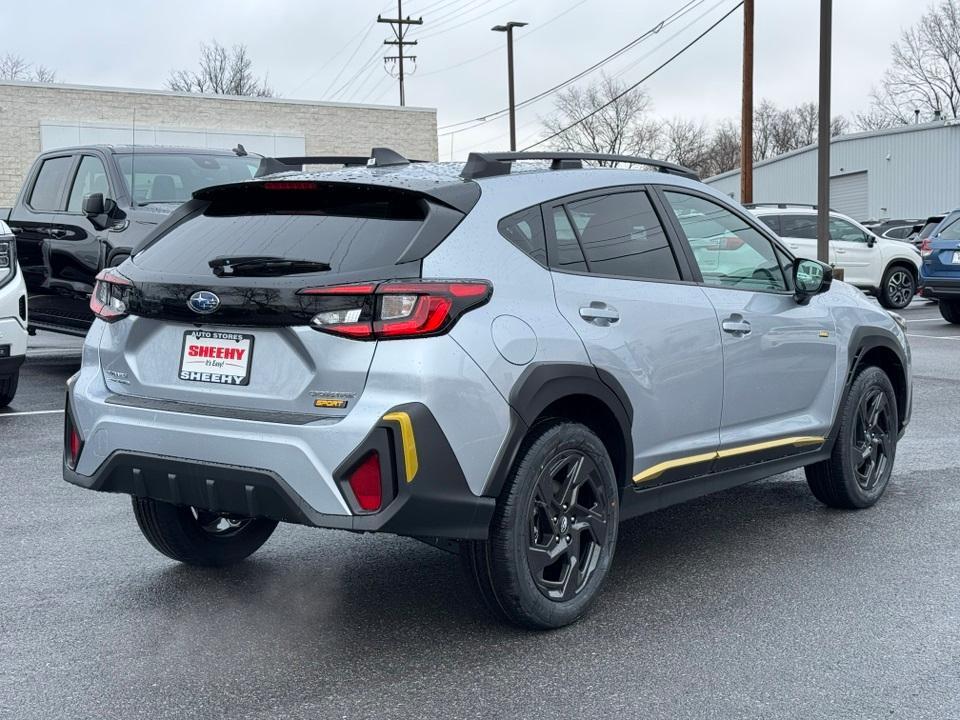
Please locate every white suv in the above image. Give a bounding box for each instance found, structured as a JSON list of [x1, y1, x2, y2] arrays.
[[749, 204, 921, 309], [0, 219, 27, 407]]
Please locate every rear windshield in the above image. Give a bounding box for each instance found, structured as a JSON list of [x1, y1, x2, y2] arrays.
[[134, 188, 426, 275], [918, 219, 944, 240]]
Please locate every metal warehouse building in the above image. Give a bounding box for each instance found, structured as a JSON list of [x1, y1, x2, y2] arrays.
[[0, 80, 438, 205], [707, 121, 960, 222]]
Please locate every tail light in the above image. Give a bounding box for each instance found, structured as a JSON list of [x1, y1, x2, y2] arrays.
[[920, 238, 933, 258], [299, 279, 492, 340], [90, 269, 133, 322], [348, 452, 382, 511], [64, 408, 83, 470]]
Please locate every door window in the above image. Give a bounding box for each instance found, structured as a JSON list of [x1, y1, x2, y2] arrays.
[[550, 207, 588, 272], [29, 156, 73, 211], [780, 215, 818, 239], [663, 191, 787, 292], [757, 214, 781, 234], [67, 156, 112, 212], [829, 218, 869, 243], [564, 192, 680, 281]]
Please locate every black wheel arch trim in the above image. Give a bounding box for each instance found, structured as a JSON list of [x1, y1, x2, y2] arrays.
[[482, 362, 635, 497], [831, 327, 911, 445]]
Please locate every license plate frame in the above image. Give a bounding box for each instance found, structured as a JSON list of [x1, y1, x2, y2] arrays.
[[179, 330, 255, 386]]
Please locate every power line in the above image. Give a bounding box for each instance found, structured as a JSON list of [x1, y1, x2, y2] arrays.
[[523, 0, 744, 150], [437, 0, 707, 133], [416, 0, 588, 80], [417, 0, 519, 40]]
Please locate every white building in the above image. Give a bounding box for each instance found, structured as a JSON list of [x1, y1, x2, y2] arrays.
[[706, 121, 960, 222], [0, 80, 438, 205]]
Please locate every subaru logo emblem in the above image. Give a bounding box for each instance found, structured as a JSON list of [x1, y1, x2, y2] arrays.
[[188, 290, 220, 315]]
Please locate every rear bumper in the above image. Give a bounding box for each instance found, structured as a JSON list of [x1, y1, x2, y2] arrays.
[[63, 401, 496, 539], [918, 274, 960, 298]]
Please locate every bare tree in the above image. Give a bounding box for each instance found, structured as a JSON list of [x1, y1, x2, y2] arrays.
[[540, 74, 661, 163], [167, 41, 274, 97], [703, 119, 742, 177], [861, 0, 960, 127], [661, 117, 710, 176], [0, 53, 57, 82]]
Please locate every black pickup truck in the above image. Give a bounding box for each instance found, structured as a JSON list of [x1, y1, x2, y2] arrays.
[[0, 145, 260, 336]]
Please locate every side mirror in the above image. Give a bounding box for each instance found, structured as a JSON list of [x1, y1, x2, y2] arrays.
[[866, 233, 876, 248], [793, 258, 833, 304], [82, 193, 104, 217]]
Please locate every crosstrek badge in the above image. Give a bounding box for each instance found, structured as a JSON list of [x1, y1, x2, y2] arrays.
[[179, 330, 254, 386]]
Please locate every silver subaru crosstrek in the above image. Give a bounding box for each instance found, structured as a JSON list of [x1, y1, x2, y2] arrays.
[[64, 149, 912, 629]]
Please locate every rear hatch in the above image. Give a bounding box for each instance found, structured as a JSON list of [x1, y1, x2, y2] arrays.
[[97, 179, 467, 419], [923, 214, 960, 280]]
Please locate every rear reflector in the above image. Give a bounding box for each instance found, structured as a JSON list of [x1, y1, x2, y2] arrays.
[[349, 452, 382, 511], [64, 410, 83, 470]]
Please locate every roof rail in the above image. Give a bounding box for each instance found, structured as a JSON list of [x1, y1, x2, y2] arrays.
[[255, 147, 416, 177], [459, 152, 699, 181], [743, 202, 838, 211]]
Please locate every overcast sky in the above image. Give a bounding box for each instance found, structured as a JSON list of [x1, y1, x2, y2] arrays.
[[0, 0, 928, 159]]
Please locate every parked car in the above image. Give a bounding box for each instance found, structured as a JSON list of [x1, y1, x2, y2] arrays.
[[2, 145, 260, 337], [0, 220, 27, 407], [915, 214, 947, 249], [919, 208, 960, 322], [881, 224, 922, 242], [64, 149, 912, 629], [864, 218, 923, 240], [749, 204, 921, 309]]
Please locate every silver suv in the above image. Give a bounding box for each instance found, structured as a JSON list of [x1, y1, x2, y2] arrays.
[[64, 150, 912, 629]]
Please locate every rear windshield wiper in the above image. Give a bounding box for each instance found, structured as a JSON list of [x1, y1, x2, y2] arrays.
[[209, 256, 331, 277]]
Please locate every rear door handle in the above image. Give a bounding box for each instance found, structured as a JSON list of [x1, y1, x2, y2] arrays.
[[579, 302, 620, 326], [721, 316, 751, 336]]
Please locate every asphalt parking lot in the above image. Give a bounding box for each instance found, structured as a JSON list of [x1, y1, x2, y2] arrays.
[[2, 300, 959, 720]]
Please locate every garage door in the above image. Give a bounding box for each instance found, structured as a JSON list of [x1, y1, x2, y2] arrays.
[[830, 171, 869, 221]]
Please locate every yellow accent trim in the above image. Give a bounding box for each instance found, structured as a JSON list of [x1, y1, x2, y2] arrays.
[[314, 398, 348, 409], [632, 436, 825, 484], [382, 412, 419, 483]]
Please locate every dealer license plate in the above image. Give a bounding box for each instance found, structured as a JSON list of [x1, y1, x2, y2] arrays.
[[179, 330, 254, 386], [951, 251, 960, 264]]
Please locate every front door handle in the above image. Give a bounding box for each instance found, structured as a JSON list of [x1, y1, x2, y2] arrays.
[[835, 248, 846, 254], [721, 315, 751, 336], [579, 302, 620, 326]]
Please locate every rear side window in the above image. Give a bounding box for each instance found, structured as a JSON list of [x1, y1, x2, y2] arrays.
[[551, 207, 588, 272], [134, 184, 430, 276], [780, 215, 818, 239], [499, 207, 546, 265], [918, 219, 943, 240], [938, 216, 960, 241], [564, 192, 680, 281], [29, 156, 73, 211]]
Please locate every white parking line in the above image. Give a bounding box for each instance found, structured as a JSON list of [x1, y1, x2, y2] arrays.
[[907, 333, 960, 340], [0, 409, 64, 418], [906, 317, 950, 323]]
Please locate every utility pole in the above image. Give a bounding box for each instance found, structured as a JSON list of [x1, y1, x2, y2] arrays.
[[378, 0, 422, 107], [740, 0, 754, 204], [492, 21, 527, 151], [816, 0, 832, 264]]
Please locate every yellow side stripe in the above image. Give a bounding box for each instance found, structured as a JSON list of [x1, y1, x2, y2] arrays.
[[632, 436, 825, 484], [382, 411, 419, 483]]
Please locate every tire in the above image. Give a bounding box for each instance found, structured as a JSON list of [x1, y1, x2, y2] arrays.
[[0, 371, 19, 409], [461, 421, 619, 629], [939, 299, 960, 324], [131, 497, 278, 567], [805, 366, 898, 509], [878, 264, 916, 309]]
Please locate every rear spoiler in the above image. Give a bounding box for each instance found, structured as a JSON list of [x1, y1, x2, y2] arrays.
[[255, 147, 423, 177]]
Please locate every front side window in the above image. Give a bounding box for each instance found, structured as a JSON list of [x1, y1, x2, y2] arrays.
[[29, 156, 73, 211], [563, 191, 680, 281], [829, 218, 869, 243], [663, 191, 787, 292], [115, 153, 260, 205], [67, 156, 112, 212]]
